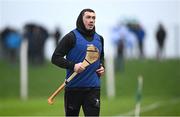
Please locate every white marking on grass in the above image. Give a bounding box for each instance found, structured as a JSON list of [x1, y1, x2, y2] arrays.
[[120, 98, 180, 116]]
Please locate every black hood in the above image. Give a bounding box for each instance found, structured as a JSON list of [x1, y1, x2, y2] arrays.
[[76, 8, 95, 37]]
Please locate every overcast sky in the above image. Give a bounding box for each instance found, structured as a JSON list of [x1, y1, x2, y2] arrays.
[[0, 0, 180, 58]]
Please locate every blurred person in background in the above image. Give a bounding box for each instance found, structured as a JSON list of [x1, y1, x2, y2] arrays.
[[111, 23, 127, 72], [0, 27, 22, 63], [156, 23, 167, 60], [23, 23, 36, 64], [0, 28, 12, 60], [111, 22, 137, 72], [24, 23, 49, 65], [128, 22, 146, 59], [51, 8, 105, 116], [0, 30, 2, 59], [52, 27, 62, 46], [135, 24, 146, 59]]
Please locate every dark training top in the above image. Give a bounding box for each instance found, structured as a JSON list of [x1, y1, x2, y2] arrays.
[[51, 30, 104, 70]]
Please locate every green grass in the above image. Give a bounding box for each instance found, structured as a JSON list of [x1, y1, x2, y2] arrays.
[[0, 98, 64, 116], [0, 59, 180, 116], [1, 97, 180, 116]]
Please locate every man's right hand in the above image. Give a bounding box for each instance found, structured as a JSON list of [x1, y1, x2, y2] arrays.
[[74, 62, 85, 73]]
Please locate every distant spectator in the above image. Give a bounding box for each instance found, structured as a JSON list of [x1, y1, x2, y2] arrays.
[[53, 27, 62, 46], [111, 23, 136, 72], [24, 23, 49, 65], [128, 23, 146, 59], [0, 27, 22, 63], [1, 28, 11, 59], [156, 23, 167, 60]]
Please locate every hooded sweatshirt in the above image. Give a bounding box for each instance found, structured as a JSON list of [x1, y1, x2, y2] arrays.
[[51, 9, 104, 70]]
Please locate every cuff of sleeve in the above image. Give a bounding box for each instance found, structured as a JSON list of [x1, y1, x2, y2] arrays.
[[100, 63, 105, 69], [68, 62, 75, 70]]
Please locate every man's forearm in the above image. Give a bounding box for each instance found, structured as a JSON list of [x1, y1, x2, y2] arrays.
[[51, 55, 75, 70]]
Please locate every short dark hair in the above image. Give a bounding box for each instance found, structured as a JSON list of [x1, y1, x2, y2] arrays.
[[81, 8, 95, 16]]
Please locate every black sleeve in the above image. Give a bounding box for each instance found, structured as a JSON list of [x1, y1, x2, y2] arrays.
[[99, 35, 105, 68], [51, 31, 76, 70]]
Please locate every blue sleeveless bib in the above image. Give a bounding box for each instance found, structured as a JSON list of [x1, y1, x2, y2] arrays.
[[65, 29, 102, 88]]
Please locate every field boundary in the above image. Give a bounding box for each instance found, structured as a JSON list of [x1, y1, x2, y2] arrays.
[[119, 97, 180, 116]]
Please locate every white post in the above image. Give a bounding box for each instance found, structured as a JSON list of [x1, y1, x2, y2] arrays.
[[105, 55, 115, 98], [174, 24, 179, 58], [135, 75, 143, 117], [20, 39, 28, 100]]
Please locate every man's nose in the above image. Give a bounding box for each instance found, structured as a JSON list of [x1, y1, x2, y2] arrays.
[[90, 17, 94, 22]]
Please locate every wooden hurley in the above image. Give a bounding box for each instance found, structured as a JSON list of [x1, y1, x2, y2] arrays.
[[48, 45, 99, 105]]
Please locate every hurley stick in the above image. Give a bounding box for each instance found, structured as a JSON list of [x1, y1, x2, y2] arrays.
[[48, 45, 99, 105]]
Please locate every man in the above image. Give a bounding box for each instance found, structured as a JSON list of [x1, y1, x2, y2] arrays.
[[51, 8, 105, 116], [156, 23, 166, 60]]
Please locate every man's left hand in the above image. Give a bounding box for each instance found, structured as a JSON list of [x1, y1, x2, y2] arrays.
[[96, 66, 105, 77]]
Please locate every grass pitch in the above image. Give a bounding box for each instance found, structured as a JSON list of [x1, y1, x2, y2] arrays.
[[0, 59, 180, 116]]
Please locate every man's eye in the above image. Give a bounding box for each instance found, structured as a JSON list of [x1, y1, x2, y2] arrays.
[[85, 15, 95, 20]]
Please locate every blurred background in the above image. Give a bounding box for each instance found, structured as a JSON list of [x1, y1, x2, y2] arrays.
[[0, 0, 180, 116]]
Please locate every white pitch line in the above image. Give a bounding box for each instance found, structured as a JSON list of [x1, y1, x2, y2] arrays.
[[121, 102, 162, 116], [120, 98, 180, 116]]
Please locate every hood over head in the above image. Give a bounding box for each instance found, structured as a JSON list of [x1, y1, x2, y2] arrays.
[[76, 8, 95, 37]]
